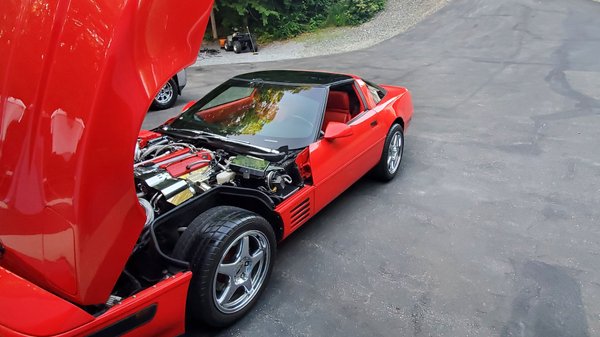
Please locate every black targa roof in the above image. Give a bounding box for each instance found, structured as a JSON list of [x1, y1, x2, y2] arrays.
[[234, 70, 354, 86]]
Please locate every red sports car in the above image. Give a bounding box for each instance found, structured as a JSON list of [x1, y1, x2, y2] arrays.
[[131, 69, 413, 327], [0, 1, 412, 336]]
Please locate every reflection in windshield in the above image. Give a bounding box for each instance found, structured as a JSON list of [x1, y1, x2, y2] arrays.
[[171, 80, 327, 150], [196, 86, 300, 136]]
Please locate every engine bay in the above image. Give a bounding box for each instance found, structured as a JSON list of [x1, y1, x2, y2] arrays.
[[134, 131, 304, 222]]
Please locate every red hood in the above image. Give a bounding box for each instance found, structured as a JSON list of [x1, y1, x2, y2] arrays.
[[0, 0, 213, 305]]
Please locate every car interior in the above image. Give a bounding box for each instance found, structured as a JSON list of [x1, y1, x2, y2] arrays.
[[322, 82, 364, 132]]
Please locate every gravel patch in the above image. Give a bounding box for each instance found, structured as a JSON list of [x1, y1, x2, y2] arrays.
[[194, 0, 450, 66]]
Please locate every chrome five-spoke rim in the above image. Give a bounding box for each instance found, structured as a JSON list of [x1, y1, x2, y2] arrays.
[[213, 230, 270, 314], [387, 131, 403, 174], [155, 82, 174, 104]]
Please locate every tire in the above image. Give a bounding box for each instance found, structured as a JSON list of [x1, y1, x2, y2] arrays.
[[233, 41, 242, 54], [173, 206, 276, 327], [224, 41, 233, 51], [372, 123, 404, 181], [150, 78, 178, 110]]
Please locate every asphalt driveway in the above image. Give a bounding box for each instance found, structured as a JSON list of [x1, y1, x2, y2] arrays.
[[144, 0, 600, 335]]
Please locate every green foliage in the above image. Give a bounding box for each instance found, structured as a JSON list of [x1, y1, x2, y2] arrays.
[[214, 0, 386, 42], [345, 0, 386, 24]]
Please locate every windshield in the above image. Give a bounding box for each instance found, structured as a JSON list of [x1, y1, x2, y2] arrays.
[[169, 79, 328, 150]]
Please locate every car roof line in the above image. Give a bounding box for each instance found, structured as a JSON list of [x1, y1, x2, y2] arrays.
[[232, 77, 355, 88]]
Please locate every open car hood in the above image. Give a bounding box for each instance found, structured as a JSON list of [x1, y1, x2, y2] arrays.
[[0, 0, 213, 305]]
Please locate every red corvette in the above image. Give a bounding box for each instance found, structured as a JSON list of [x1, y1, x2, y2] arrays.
[[0, 1, 412, 336]]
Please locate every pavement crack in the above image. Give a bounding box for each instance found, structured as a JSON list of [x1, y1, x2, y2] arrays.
[[544, 9, 600, 111]]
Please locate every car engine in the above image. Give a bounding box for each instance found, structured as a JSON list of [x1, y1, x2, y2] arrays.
[[134, 131, 302, 222]]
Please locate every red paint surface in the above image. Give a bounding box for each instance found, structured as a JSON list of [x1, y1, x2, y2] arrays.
[[0, 0, 213, 307], [137, 130, 163, 147], [0, 266, 93, 335], [160, 150, 213, 177], [181, 100, 198, 113], [276, 186, 316, 239], [0, 267, 191, 336], [277, 80, 413, 238]]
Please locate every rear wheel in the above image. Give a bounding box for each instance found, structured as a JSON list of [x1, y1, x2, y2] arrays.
[[173, 206, 276, 327], [372, 123, 404, 181]]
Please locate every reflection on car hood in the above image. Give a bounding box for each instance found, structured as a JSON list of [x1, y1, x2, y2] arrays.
[[0, 0, 213, 305]]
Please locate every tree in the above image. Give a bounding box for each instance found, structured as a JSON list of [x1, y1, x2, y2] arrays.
[[213, 0, 385, 42]]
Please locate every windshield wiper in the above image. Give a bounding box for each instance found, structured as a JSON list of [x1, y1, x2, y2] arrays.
[[160, 126, 280, 155]]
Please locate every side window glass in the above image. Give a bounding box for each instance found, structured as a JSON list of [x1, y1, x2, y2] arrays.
[[367, 84, 382, 105], [322, 83, 363, 132]]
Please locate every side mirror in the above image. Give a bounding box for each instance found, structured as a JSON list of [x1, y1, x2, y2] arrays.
[[324, 122, 353, 140], [181, 100, 197, 112]]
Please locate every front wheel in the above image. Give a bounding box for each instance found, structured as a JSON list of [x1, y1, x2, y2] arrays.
[[173, 206, 276, 327], [372, 123, 404, 181]]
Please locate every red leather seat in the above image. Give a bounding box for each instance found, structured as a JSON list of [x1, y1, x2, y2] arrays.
[[323, 91, 351, 130]]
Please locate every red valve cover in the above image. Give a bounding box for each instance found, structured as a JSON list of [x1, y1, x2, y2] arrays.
[[154, 150, 213, 177]]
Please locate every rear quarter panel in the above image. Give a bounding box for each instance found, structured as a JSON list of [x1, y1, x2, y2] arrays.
[[380, 85, 413, 130]]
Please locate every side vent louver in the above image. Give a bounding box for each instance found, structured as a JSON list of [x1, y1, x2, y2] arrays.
[[290, 198, 311, 229]]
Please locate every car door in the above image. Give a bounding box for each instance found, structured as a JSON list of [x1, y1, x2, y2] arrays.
[[309, 81, 386, 212]]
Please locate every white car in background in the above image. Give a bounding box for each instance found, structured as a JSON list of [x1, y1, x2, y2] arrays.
[[151, 69, 187, 110]]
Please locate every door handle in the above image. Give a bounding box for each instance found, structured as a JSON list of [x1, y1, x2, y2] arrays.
[[370, 120, 378, 127]]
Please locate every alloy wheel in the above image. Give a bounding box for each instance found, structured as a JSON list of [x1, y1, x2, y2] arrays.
[[387, 131, 403, 174], [213, 230, 270, 314], [155, 81, 174, 104]]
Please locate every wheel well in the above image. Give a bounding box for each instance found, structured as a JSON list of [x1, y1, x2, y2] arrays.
[[393, 117, 404, 129], [155, 186, 284, 243], [172, 76, 181, 95], [217, 196, 284, 241]]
